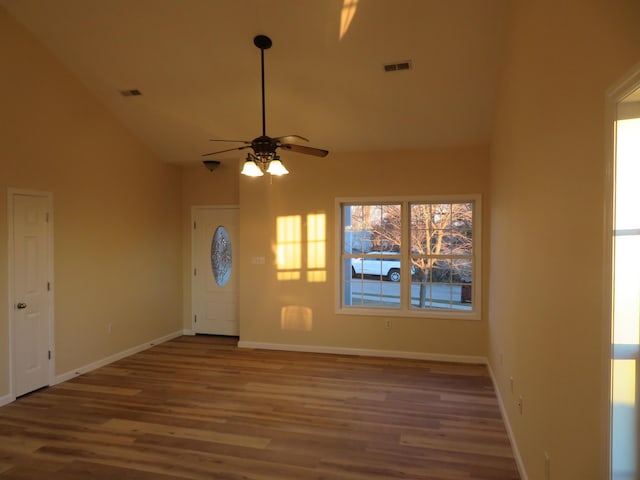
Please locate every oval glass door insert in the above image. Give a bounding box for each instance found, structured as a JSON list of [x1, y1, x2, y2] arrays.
[[211, 225, 232, 286]]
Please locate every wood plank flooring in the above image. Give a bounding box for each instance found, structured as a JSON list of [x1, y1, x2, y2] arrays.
[[0, 335, 520, 479]]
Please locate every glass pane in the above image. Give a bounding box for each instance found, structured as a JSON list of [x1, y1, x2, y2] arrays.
[[411, 280, 432, 308], [343, 204, 402, 254], [452, 202, 474, 248], [432, 259, 452, 283], [410, 255, 472, 311], [411, 202, 473, 255], [431, 203, 451, 228], [615, 119, 640, 231], [211, 226, 232, 287], [612, 359, 638, 479], [344, 276, 400, 308], [614, 235, 640, 346], [351, 253, 401, 281], [410, 280, 472, 312], [453, 258, 472, 283], [410, 257, 429, 281]]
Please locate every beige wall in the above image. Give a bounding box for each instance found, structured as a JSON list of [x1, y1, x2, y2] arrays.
[[488, 0, 640, 478], [238, 147, 490, 357], [0, 7, 182, 396]]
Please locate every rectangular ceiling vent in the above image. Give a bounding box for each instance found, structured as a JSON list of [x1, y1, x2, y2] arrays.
[[383, 61, 412, 73], [120, 89, 142, 97]]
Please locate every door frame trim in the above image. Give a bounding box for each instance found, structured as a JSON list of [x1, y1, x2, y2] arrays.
[[190, 205, 239, 334], [7, 188, 55, 401]]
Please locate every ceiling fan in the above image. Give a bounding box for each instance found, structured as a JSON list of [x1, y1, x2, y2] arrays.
[[202, 34, 329, 176]]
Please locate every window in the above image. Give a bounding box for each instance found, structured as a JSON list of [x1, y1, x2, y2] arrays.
[[338, 196, 480, 319]]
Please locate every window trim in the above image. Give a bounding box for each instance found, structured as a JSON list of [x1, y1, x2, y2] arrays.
[[335, 195, 482, 320]]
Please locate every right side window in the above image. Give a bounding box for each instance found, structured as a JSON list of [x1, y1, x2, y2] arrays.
[[410, 201, 475, 313]]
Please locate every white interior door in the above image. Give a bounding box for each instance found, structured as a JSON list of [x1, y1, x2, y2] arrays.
[[12, 192, 52, 397], [192, 207, 239, 336]]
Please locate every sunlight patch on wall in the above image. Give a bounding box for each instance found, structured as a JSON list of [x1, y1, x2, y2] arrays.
[[280, 305, 313, 331], [276, 213, 327, 282], [307, 213, 327, 282], [276, 215, 301, 281], [340, 0, 359, 41]]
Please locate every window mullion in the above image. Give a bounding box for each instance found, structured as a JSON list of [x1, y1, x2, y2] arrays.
[[402, 201, 410, 311]]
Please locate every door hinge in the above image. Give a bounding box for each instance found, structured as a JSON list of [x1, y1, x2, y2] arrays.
[[47, 282, 50, 291], [194, 268, 197, 276], [193, 221, 197, 230], [194, 315, 197, 323], [46, 212, 50, 223], [48, 350, 51, 360]]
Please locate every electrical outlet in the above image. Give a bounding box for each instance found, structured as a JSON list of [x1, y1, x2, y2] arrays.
[[385, 319, 392, 329], [517, 395, 523, 415], [107, 323, 112, 334]]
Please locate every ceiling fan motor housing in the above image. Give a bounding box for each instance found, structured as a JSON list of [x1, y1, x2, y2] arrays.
[[252, 135, 278, 156]]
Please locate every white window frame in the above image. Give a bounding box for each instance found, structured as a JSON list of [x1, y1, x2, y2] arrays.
[[335, 195, 481, 320]]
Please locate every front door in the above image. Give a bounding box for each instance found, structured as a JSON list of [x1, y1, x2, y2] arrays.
[[12, 192, 52, 397], [192, 207, 239, 336]]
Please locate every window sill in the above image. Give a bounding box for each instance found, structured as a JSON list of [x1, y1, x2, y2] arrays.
[[337, 306, 481, 321]]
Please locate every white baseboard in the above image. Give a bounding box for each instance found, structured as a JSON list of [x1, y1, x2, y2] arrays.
[[487, 363, 528, 480], [55, 330, 183, 384], [0, 393, 13, 407], [237, 340, 486, 364], [182, 329, 195, 336]]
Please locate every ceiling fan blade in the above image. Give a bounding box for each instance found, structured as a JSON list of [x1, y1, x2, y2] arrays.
[[274, 135, 309, 144], [280, 143, 329, 157], [202, 145, 251, 156], [209, 139, 251, 144]]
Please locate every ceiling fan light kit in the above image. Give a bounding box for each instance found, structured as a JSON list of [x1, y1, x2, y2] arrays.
[[202, 34, 328, 177], [265, 157, 289, 176], [240, 156, 264, 177]]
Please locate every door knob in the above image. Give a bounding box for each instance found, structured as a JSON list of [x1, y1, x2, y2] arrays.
[[16, 302, 27, 309]]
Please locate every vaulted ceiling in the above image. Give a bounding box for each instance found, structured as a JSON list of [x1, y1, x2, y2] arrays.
[[1, 0, 508, 165]]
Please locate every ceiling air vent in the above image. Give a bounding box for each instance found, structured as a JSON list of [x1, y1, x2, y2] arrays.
[[120, 89, 142, 97], [383, 61, 412, 73]]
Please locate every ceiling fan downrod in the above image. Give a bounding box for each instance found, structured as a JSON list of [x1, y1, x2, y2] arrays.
[[253, 35, 272, 138]]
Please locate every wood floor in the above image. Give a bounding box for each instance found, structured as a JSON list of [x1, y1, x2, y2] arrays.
[[0, 335, 520, 479]]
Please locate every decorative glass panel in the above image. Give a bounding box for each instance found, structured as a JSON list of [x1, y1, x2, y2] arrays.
[[211, 226, 232, 287]]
